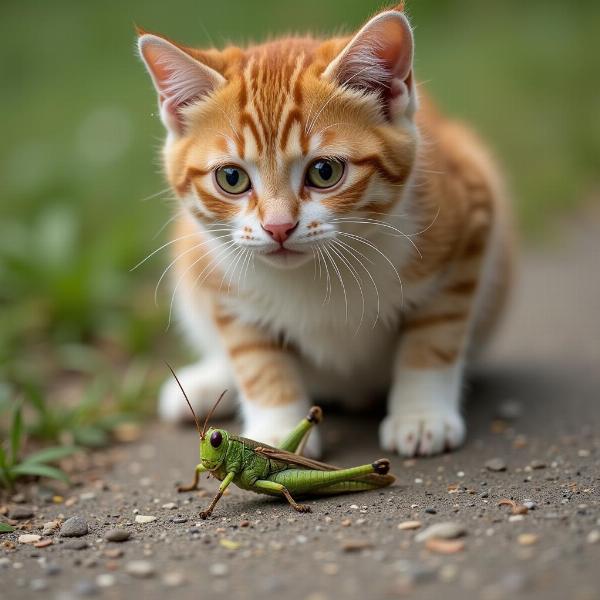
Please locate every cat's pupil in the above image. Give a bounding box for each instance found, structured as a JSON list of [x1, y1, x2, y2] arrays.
[[225, 168, 239, 187], [316, 161, 332, 180]]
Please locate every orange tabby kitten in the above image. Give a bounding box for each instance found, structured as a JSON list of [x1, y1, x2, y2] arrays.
[[138, 5, 512, 456]]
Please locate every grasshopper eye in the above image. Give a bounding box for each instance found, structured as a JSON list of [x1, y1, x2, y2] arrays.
[[210, 430, 223, 448]]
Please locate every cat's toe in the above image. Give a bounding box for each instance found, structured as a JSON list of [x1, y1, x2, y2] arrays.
[[379, 411, 465, 457]]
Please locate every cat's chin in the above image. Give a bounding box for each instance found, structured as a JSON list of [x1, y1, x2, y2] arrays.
[[257, 249, 313, 270]]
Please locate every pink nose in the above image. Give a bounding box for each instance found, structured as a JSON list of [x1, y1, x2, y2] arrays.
[[261, 221, 298, 244]]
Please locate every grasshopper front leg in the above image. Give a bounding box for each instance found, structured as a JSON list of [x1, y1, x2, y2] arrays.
[[177, 463, 207, 492], [200, 471, 235, 519]]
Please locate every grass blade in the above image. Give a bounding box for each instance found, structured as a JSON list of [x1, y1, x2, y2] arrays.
[[22, 445, 79, 465], [10, 404, 23, 465], [11, 463, 70, 483], [0, 523, 15, 533]]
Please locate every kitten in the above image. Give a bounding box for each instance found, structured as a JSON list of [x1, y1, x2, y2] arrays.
[[138, 5, 513, 457]]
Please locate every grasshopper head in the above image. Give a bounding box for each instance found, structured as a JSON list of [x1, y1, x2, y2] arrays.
[[200, 427, 229, 470]]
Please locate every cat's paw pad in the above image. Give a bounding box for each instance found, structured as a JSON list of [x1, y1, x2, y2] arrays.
[[379, 409, 465, 457], [158, 361, 234, 423]]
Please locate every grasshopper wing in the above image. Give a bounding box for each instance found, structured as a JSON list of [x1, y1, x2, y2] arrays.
[[254, 447, 340, 471]]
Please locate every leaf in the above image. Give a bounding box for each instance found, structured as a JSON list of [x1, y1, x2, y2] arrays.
[[22, 445, 79, 465], [11, 463, 70, 483], [10, 404, 23, 465], [0, 522, 15, 533]]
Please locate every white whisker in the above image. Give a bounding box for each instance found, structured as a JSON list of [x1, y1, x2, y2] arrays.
[[332, 238, 381, 329], [328, 242, 365, 333], [337, 231, 404, 308], [153, 233, 232, 305], [322, 243, 348, 322]]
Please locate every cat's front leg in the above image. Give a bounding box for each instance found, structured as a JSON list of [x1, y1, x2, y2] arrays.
[[381, 209, 492, 456], [380, 362, 466, 456], [216, 309, 320, 457]]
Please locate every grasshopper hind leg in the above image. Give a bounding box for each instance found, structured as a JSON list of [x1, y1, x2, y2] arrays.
[[278, 406, 323, 454], [253, 479, 312, 513]]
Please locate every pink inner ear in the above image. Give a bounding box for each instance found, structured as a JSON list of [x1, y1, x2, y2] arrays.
[[328, 12, 414, 118], [139, 34, 226, 134]]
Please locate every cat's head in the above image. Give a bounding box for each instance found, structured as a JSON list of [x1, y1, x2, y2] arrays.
[[138, 6, 418, 270]]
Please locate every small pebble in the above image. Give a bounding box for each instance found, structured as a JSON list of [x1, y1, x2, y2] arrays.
[[66, 539, 89, 550], [60, 516, 89, 537], [485, 458, 507, 472], [42, 520, 61, 535], [497, 400, 522, 420], [530, 460, 546, 470], [425, 508, 437, 515], [341, 539, 373, 552], [162, 571, 186, 587], [587, 530, 600, 544], [9, 506, 34, 520], [508, 515, 525, 523], [135, 515, 157, 524], [18, 534, 42, 544], [523, 500, 537, 510], [162, 502, 177, 510], [209, 563, 229, 577], [425, 538, 465, 554], [75, 580, 98, 596], [96, 574, 116, 588], [45, 564, 62, 576], [398, 521, 422, 531], [415, 522, 466, 543], [480, 491, 489, 499], [34, 539, 53, 549], [240, 520, 250, 528], [126, 560, 155, 578], [518, 533, 539, 546], [172, 517, 188, 524], [105, 528, 130, 542], [30, 578, 47, 591], [322, 563, 339, 575], [104, 548, 124, 559]]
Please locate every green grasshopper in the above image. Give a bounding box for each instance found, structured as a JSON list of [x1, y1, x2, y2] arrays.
[[168, 366, 395, 518]]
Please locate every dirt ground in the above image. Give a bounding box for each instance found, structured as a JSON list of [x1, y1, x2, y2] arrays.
[[2, 207, 600, 600]]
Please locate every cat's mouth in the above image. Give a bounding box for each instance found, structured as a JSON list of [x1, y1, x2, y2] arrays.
[[267, 247, 303, 256]]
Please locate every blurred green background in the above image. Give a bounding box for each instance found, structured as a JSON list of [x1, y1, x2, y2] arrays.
[[1, 0, 599, 429]]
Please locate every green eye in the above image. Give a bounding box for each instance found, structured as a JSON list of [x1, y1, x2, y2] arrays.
[[215, 165, 251, 195], [306, 158, 345, 189]]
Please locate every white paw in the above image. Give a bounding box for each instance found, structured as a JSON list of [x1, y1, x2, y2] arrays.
[[241, 402, 322, 458], [379, 408, 465, 456], [158, 359, 235, 423]]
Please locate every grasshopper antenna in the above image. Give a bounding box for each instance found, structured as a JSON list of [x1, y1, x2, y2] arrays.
[[201, 390, 228, 438], [165, 362, 203, 439]]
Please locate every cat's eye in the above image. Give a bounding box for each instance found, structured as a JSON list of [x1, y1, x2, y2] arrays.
[[215, 165, 251, 195], [305, 158, 345, 189]]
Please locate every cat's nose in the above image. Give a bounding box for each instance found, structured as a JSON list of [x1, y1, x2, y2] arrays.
[[261, 221, 298, 244]]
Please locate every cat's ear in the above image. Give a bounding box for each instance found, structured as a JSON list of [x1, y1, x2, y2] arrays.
[[322, 8, 416, 120], [138, 33, 226, 135]]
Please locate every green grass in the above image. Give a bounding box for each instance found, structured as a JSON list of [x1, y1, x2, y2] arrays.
[[0, 1, 598, 468], [0, 402, 79, 489]]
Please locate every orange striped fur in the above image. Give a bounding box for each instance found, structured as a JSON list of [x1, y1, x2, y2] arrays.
[[140, 6, 514, 456]]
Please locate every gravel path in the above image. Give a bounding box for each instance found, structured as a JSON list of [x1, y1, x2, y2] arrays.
[[2, 209, 600, 600]]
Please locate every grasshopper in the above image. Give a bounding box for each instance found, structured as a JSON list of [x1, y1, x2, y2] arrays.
[[168, 366, 395, 518]]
